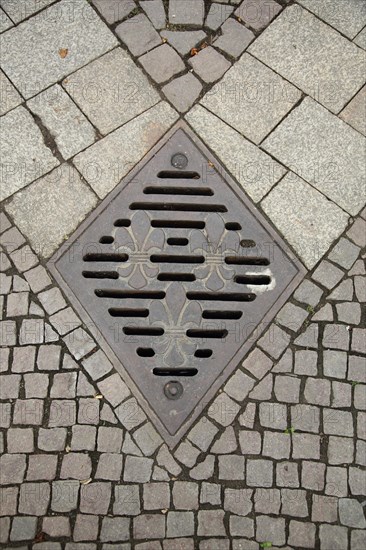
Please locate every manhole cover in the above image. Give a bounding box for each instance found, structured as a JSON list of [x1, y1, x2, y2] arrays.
[[49, 122, 304, 446]]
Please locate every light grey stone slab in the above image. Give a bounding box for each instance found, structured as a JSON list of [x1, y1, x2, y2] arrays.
[[0, 70, 22, 115], [115, 13, 161, 56], [189, 46, 231, 83], [298, 0, 366, 39], [249, 5, 366, 113], [163, 73, 202, 113], [141, 0, 166, 29], [91, 0, 136, 24], [0, 0, 118, 98], [201, 53, 301, 144], [169, 0, 205, 26], [214, 18, 255, 58], [0, 7, 13, 32], [0, 0, 55, 23], [27, 85, 95, 159], [5, 164, 97, 258], [262, 98, 366, 215], [205, 3, 234, 31], [73, 101, 178, 198], [63, 48, 160, 136], [139, 44, 185, 84], [261, 173, 349, 268], [0, 106, 59, 201], [160, 30, 206, 55], [186, 105, 286, 202], [354, 26, 366, 49], [339, 85, 366, 136]]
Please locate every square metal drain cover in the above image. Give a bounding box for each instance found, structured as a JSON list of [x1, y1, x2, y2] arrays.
[[49, 121, 304, 446]]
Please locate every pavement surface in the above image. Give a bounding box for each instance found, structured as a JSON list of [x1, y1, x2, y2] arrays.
[[0, 0, 365, 548]]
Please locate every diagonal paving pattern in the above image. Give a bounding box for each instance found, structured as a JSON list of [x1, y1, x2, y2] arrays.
[[0, 0, 365, 547]]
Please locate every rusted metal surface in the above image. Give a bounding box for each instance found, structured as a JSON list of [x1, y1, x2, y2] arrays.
[[49, 121, 305, 446]]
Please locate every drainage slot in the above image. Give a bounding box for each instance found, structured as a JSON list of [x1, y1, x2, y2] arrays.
[[130, 202, 227, 213], [235, 275, 271, 285], [137, 348, 155, 357], [240, 239, 256, 248], [187, 292, 255, 302], [158, 171, 200, 179], [167, 237, 189, 246], [152, 220, 205, 229], [195, 349, 213, 358], [144, 186, 213, 196], [83, 253, 128, 262], [225, 222, 242, 231], [95, 290, 165, 299], [225, 256, 270, 266], [123, 327, 164, 336], [114, 219, 131, 227], [99, 236, 114, 244], [202, 310, 243, 320], [158, 273, 196, 282], [187, 329, 228, 339], [153, 368, 198, 376], [151, 254, 204, 264], [108, 308, 149, 318], [82, 271, 119, 280]]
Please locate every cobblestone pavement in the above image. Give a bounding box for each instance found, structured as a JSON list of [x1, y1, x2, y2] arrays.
[[0, 0, 366, 548]]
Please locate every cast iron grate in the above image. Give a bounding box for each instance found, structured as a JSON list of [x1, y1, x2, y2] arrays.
[[49, 122, 305, 446]]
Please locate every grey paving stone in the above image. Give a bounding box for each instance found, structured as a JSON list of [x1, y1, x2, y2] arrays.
[[319, 524, 348, 550], [328, 435, 354, 465], [101, 516, 131, 541], [163, 73, 202, 113], [73, 514, 99, 542], [71, 425, 96, 451], [325, 466, 348, 497], [123, 455, 153, 483], [37, 344, 61, 371], [6, 164, 97, 258], [274, 375, 300, 403], [0, 225, 26, 252], [174, 440, 201, 468], [51, 480, 79, 512], [205, 3, 233, 31], [301, 461, 325, 491], [357, 410, 366, 439], [263, 431, 290, 460], [64, 48, 159, 135], [254, 488, 281, 514], [0, 274, 12, 297], [0, 0, 55, 23], [197, 510, 226, 537], [96, 453, 123, 480], [12, 346, 36, 373], [355, 276, 366, 302], [10, 245, 38, 273], [0, 106, 59, 201], [97, 427, 123, 453], [328, 278, 354, 301], [0, 70, 22, 116], [80, 482, 112, 515], [218, 455, 245, 480], [113, 484, 140, 516], [28, 85, 95, 159], [276, 461, 299, 488], [349, 355, 366, 383], [24, 265, 52, 294], [27, 454, 58, 481], [10, 516, 37, 541], [91, 0, 136, 24], [186, 105, 285, 202], [60, 453, 92, 481], [349, 467, 366, 496], [42, 516, 70, 538], [0, 347, 9, 372], [190, 454, 215, 480], [0, 250, 11, 271], [356, 440, 366, 466], [354, 383, 366, 409], [97, 373, 129, 409], [133, 422, 163, 456], [305, 378, 331, 406], [38, 427, 66, 451], [298, 0, 366, 39], [164, 540, 194, 550], [156, 444, 182, 476], [0, 486, 18, 516], [241, 348, 273, 380], [201, 52, 300, 143], [166, 512, 194, 538], [0, 454, 26, 484], [153, 466, 170, 481], [115, 13, 161, 56], [0, 320, 16, 345], [264, 175, 350, 269], [77, 372, 95, 398], [347, 217, 366, 248], [329, 237, 360, 270], [200, 482, 221, 506], [229, 516, 254, 538], [235, 0, 281, 31], [18, 482, 50, 515], [0, 401, 11, 428], [323, 323, 350, 351], [351, 530, 366, 550], [169, 0, 204, 25], [0, 0, 117, 98], [63, 328, 96, 360], [323, 408, 354, 436], [249, 373, 273, 401], [48, 399, 76, 427], [0, 6, 13, 32], [265, 98, 366, 215], [256, 515, 286, 546], [78, 397, 100, 425], [214, 18, 254, 58], [208, 392, 240, 427], [291, 404, 320, 433], [259, 402, 287, 430], [82, 350, 112, 381], [339, 498, 366, 528], [172, 482, 198, 510], [139, 44, 185, 84], [294, 280, 323, 308], [161, 30, 206, 55], [187, 417, 219, 451], [122, 432, 142, 456], [332, 381, 352, 408], [141, 0, 165, 29], [340, 85, 366, 136], [247, 459, 273, 487], [352, 328, 366, 353], [188, 46, 230, 84], [0, 516, 10, 544], [51, 372, 77, 398], [250, 5, 366, 113], [38, 288, 66, 316], [294, 350, 318, 376], [281, 488, 308, 517], [115, 397, 146, 430], [311, 495, 338, 523], [74, 101, 178, 198], [211, 426, 237, 454], [336, 301, 361, 325], [239, 429, 261, 455], [314, 261, 346, 292], [144, 482, 170, 510], [13, 398, 43, 425], [276, 303, 308, 332], [354, 25, 366, 48], [349, 258, 366, 276], [288, 520, 316, 549]]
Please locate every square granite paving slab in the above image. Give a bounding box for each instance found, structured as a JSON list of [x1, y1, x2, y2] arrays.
[[297, 0, 366, 39], [0, 0, 56, 23], [0, 70, 22, 116], [0, 0, 118, 99], [63, 48, 160, 136], [249, 4, 366, 114], [5, 164, 97, 258], [0, 106, 59, 201], [185, 105, 286, 202], [200, 53, 301, 144], [262, 97, 366, 216], [0, 7, 12, 33], [73, 101, 178, 198], [354, 26, 366, 49], [339, 85, 366, 136], [261, 172, 349, 268]]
